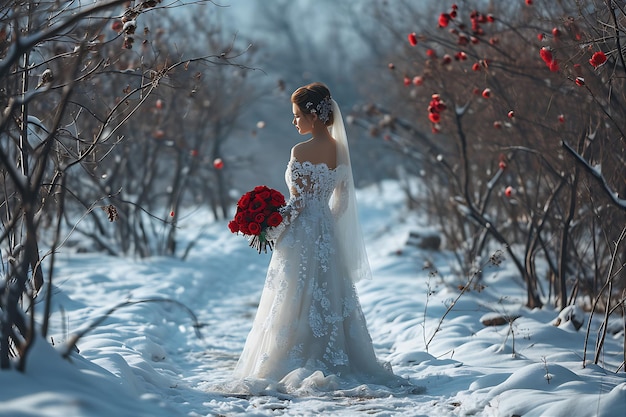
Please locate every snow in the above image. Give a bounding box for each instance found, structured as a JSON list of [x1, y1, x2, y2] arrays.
[[1, 180, 625, 416]]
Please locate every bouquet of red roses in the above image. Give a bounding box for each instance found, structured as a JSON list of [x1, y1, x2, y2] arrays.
[[228, 185, 286, 253]]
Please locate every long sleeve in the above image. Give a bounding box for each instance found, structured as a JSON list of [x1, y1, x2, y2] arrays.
[[330, 171, 349, 219], [265, 191, 304, 240], [265, 159, 309, 241]]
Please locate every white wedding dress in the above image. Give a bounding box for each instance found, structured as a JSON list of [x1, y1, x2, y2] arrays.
[[232, 157, 409, 395]]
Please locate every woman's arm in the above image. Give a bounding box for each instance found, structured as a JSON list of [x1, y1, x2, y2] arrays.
[[265, 149, 309, 240]]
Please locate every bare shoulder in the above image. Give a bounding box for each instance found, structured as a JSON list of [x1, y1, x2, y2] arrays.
[[291, 139, 337, 168], [291, 141, 310, 161]]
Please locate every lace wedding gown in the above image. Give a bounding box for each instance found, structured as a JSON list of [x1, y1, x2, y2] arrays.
[[233, 158, 408, 394]]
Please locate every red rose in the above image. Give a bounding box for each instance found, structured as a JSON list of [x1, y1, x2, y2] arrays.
[[270, 190, 286, 207], [249, 197, 267, 213], [248, 222, 261, 235], [237, 193, 251, 209], [228, 220, 239, 233], [257, 190, 271, 201], [231, 186, 288, 249], [267, 212, 283, 227]]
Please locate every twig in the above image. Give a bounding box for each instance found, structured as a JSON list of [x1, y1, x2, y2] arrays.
[[561, 140, 626, 211], [425, 250, 504, 350], [582, 225, 626, 367]]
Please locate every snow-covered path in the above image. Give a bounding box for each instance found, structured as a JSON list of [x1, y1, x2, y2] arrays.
[[44, 185, 464, 416], [4, 181, 624, 417], [46, 203, 452, 416]]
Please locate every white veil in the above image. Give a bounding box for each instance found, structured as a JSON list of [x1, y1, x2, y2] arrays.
[[329, 99, 372, 283]]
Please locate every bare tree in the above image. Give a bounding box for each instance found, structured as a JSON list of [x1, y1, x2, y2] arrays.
[[357, 0, 626, 316], [0, 0, 254, 370]]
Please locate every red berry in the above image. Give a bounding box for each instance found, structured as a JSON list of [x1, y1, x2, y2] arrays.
[[575, 77, 585, 86], [482, 88, 491, 98], [213, 158, 224, 169], [408, 32, 418, 46], [558, 114, 565, 123], [499, 161, 507, 170], [493, 121, 502, 129], [155, 99, 163, 110], [439, 13, 451, 28], [589, 51, 607, 68], [429, 112, 441, 124], [507, 110, 515, 119], [549, 59, 560, 72], [573, 63, 582, 75], [170, 211, 175, 217], [552, 27, 560, 38], [504, 186, 513, 198], [540, 47, 553, 65], [111, 20, 123, 32], [412, 76, 423, 86], [455, 51, 467, 61]]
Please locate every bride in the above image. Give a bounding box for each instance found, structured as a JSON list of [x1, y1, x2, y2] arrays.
[[233, 82, 410, 394]]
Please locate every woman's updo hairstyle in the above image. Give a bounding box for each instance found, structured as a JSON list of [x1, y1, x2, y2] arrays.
[[291, 82, 334, 126]]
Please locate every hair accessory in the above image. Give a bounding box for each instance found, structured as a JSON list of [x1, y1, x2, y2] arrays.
[[305, 96, 332, 124]]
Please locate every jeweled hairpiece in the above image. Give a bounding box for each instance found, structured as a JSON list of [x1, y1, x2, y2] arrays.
[[305, 96, 332, 124]]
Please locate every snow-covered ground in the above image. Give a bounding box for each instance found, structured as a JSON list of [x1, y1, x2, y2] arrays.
[[1, 180, 625, 416]]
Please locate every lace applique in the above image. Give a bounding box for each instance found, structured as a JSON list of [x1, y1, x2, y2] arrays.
[[267, 158, 346, 241], [234, 157, 401, 386]]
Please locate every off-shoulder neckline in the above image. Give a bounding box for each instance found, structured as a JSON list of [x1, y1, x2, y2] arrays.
[[288, 157, 343, 171]]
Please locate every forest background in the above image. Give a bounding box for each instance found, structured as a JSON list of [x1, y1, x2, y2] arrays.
[[1, 0, 625, 385]]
